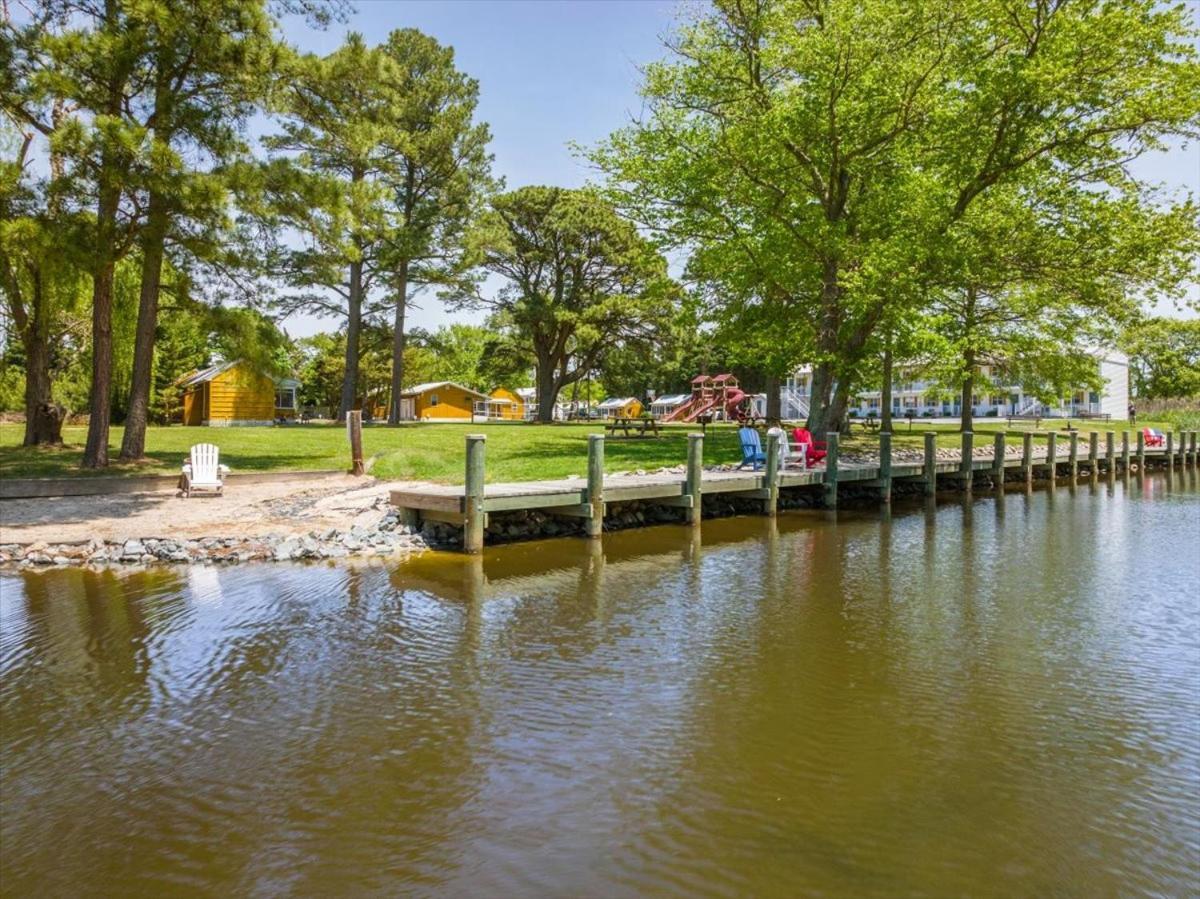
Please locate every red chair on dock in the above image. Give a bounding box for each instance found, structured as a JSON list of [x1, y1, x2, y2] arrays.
[[791, 428, 827, 467], [1143, 428, 1165, 447]]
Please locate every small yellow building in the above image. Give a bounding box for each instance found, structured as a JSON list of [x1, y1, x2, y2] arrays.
[[178, 361, 299, 426], [597, 397, 644, 419], [398, 381, 488, 422], [481, 387, 530, 421]]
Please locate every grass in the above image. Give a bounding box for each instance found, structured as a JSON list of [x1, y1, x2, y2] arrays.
[[1, 416, 1187, 484]]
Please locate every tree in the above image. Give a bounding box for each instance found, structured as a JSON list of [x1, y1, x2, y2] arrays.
[[116, 0, 279, 459], [1122, 317, 1200, 399], [457, 186, 677, 422], [595, 0, 1200, 435], [373, 29, 494, 424]]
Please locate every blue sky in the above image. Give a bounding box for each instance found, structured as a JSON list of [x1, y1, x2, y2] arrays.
[[276, 0, 1196, 335]]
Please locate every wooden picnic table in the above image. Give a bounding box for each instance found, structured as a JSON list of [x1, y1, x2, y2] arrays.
[[605, 416, 662, 438]]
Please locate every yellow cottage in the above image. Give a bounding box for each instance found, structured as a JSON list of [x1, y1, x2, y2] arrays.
[[482, 387, 529, 421], [397, 381, 488, 422], [178, 361, 300, 426]]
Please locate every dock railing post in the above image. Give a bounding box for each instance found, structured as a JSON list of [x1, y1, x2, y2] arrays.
[[685, 433, 703, 525], [1136, 429, 1145, 471], [1191, 431, 1198, 465], [1045, 431, 1057, 479], [585, 434, 605, 538], [879, 431, 892, 503], [464, 434, 486, 554], [1122, 430, 1130, 471], [1022, 432, 1033, 486], [959, 431, 973, 490], [1068, 431, 1079, 480], [1166, 430, 1174, 469], [992, 432, 1005, 487], [763, 430, 780, 515], [1088, 432, 1099, 476], [1105, 432, 1115, 473], [924, 432, 937, 496], [823, 432, 840, 508]]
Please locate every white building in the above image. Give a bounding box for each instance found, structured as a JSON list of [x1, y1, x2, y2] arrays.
[[784, 349, 1129, 421]]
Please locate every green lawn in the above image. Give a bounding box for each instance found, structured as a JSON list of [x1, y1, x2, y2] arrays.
[[1, 417, 1187, 484]]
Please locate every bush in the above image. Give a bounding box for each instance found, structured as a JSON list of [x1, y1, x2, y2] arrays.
[[984, 409, 999, 417]]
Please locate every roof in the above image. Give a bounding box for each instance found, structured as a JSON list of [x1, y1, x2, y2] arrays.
[[402, 381, 489, 399], [598, 397, 638, 408], [515, 387, 537, 399], [652, 394, 690, 406], [176, 360, 300, 390]]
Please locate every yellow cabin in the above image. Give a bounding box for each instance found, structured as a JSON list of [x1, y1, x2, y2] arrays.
[[483, 387, 529, 421], [397, 381, 488, 422], [177, 361, 300, 426], [597, 397, 644, 419]]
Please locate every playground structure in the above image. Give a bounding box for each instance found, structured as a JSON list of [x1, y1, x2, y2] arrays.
[[664, 374, 750, 423]]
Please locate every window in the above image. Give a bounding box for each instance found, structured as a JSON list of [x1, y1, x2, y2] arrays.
[[275, 387, 295, 410], [429, 393, 439, 406]]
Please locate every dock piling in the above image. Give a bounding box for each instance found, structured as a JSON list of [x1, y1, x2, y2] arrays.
[[763, 431, 780, 515], [823, 432, 840, 508], [1122, 431, 1130, 471], [1045, 432, 1057, 478], [1022, 432, 1033, 485], [992, 432, 1006, 486], [585, 434, 605, 538], [878, 431, 892, 503], [1088, 432, 1099, 475], [464, 434, 487, 554], [685, 433, 703, 525], [1068, 431, 1079, 480], [1166, 431, 1175, 469], [1105, 432, 1115, 472], [924, 432, 937, 496], [1136, 429, 1145, 470]]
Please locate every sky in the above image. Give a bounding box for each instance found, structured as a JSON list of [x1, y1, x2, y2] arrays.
[[274, 0, 1197, 336]]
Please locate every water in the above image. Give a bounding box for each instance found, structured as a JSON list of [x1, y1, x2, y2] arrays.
[[2, 472, 1198, 897]]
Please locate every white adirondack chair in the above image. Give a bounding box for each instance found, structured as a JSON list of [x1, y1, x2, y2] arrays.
[[180, 443, 230, 497], [768, 427, 807, 469]]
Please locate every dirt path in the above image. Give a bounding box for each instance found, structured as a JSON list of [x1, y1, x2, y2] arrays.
[[0, 476, 400, 544]]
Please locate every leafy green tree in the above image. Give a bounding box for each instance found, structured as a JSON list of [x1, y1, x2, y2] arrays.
[[410, 323, 493, 392], [1122, 317, 1200, 399], [116, 0, 280, 459], [373, 29, 495, 424], [595, 0, 1200, 435], [456, 186, 677, 422]]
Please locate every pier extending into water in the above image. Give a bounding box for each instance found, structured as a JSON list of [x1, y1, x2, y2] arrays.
[[391, 428, 1199, 552]]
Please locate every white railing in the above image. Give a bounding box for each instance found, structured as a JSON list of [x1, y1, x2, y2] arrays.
[[779, 386, 809, 420]]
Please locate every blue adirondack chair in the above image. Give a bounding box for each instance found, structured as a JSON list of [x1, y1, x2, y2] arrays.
[[738, 426, 766, 470]]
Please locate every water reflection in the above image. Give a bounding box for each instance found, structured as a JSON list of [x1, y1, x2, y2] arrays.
[[2, 475, 1198, 897]]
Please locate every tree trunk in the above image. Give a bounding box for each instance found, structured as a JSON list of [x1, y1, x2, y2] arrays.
[[81, 159, 121, 469], [119, 193, 169, 460], [880, 339, 894, 431], [535, 359, 557, 423], [764, 373, 781, 420], [387, 259, 409, 425], [339, 257, 363, 423], [832, 379, 852, 437], [22, 316, 60, 446], [960, 367, 975, 434], [806, 362, 834, 434]]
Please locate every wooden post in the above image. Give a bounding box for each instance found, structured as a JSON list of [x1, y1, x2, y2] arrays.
[[464, 434, 486, 554], [1136, 429, 1145, 471], [1122, 430, 1130, 471], [992, 432, 1005, 487], [1191, 431, 1198, 464], [924, 432, 937, 496], [585, 434, 605, 538], [1088, 432, 1098, 475], [1022, 432, 1033, 486], [685, 432, 703, 525], [959, 431, 973, 490], [878, 431, 892, 503], [763, 430, 780, 515], [1045, 431, 1057, 478], [1068, 431, 1079, 480], [347, 410, 365, 476], [823, 431, 839, 508], [1105, 431, 1114, 472], [1166, 430, 1174, 469]]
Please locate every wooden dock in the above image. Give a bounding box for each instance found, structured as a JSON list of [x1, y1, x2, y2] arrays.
[[390, 429, 1198, 553]]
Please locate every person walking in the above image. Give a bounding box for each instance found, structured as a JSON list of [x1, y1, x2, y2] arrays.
[[1128, 402, 1137, 426]]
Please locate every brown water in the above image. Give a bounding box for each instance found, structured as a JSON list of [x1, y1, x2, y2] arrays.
[[2, 471, 1199, 897]]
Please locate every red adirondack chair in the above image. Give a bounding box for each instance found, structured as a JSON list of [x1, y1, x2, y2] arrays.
[[791, 428, 827, 467], [1143, 427, 1164, 447]]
